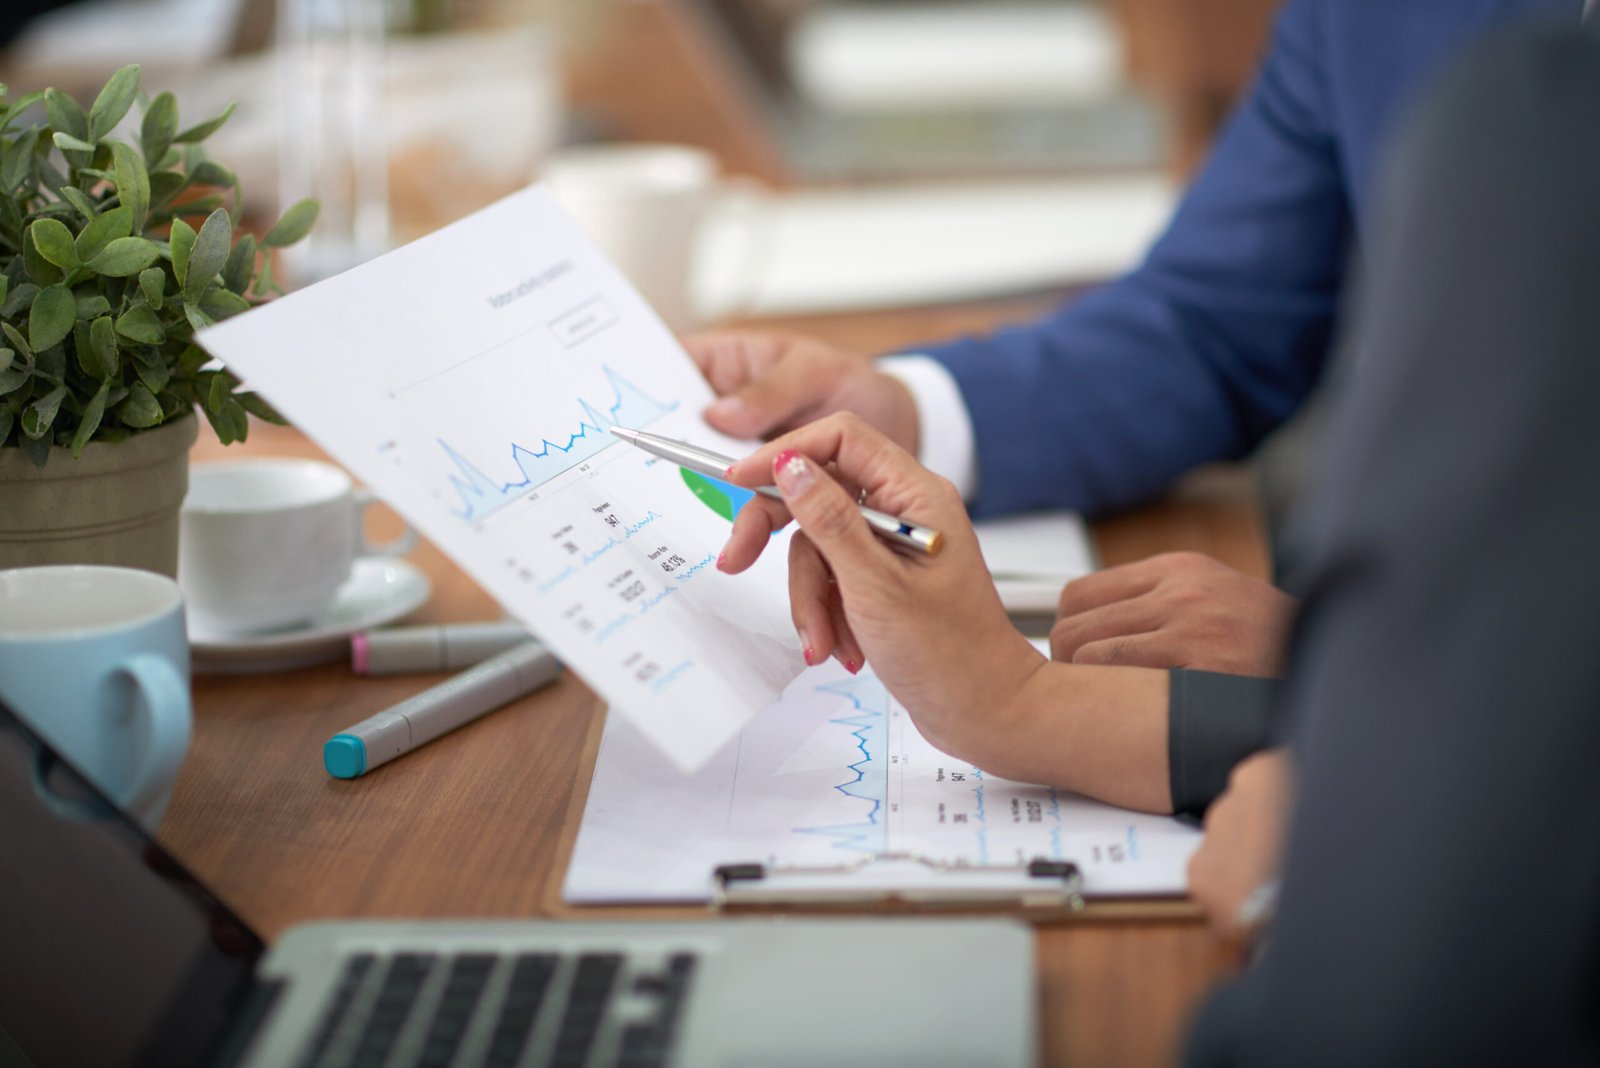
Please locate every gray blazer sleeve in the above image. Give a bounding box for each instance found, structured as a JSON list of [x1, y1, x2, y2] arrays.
[[1190, 21, 1600, 1065], [1167, 670, 1279, 817]]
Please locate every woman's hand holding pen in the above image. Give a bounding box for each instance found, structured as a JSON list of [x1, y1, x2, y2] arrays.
[[718, 415, 1171, 816], [719, 413, 1041, 758]]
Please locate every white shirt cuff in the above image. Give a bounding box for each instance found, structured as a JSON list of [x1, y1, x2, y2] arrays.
[[879, 354, 980, 502]]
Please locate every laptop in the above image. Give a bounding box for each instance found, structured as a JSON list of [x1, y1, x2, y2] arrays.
[[674, 0, 1163, 179], [0, 698, 1037, 1068]]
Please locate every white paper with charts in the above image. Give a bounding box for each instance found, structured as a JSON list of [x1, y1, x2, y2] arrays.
[[198, 186, 801, 770], [565, 653, 1204, 903]]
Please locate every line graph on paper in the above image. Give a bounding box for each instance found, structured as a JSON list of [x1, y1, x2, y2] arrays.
[[438, 366, 678, 522], [569, 654, 1207, 902]]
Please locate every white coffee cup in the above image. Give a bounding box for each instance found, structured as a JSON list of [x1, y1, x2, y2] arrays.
[[0, 565, 192, 832], [542, 143, 726, 331], [179, 458, 417, 634]]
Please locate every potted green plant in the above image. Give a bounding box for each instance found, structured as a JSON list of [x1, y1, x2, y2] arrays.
[[0, 65, 317, 576]]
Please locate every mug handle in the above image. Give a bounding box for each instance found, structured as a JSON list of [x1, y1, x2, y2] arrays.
[[354, 488, 418, 558], [116, 653, 193, 824]]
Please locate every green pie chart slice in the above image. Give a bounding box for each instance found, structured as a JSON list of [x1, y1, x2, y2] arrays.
[[680, 467, 755, 522]]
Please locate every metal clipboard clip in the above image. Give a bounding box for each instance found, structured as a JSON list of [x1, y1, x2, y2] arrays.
[[712, 854, 1084, 910]]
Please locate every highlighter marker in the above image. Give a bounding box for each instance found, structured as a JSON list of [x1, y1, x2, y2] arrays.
[[351, 621, 533, 675], [324, 641, 561, 779]]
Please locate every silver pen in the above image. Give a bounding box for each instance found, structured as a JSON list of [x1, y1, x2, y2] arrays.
[[609, 426, 943, 555]]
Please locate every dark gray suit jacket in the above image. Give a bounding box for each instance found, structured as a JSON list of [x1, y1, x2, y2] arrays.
[[1189, 19, 1600, 1064]]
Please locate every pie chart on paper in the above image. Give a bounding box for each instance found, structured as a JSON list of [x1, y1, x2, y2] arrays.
[[679, 468, 755, 521]]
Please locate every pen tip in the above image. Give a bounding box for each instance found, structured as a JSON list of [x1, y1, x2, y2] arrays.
[[609, 426, 638, 442]]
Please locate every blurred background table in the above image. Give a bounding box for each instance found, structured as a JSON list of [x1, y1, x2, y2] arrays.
[[4, 0, 1288, 1062]]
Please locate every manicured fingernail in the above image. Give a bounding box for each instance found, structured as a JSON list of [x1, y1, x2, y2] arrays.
[[716, 550, 729, 571], [845, 658, 860, 675], [723, 465, 735, 478], [773, 449, 814, 495], [803, 647, 816, 666]]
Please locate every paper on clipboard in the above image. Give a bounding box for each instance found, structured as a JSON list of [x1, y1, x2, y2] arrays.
[[564, 648, 1202, 905]]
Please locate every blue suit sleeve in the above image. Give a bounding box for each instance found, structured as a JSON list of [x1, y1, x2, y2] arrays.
[[924, 0, 1349, 518]]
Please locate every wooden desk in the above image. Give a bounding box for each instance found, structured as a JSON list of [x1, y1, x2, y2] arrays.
[[159, 6, 1258, 1062], [162, 290, 1252, 1068]]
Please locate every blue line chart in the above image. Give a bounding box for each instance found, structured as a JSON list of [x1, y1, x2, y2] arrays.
[[438, 366, 677, 522], [793, 674, 892, 854]]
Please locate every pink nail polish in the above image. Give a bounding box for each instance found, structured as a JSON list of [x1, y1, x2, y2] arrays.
[[773, 448, 799, 471], [716, 552, 728, 571], [845, 658, 860, 675], [803, 647, 816, 666]]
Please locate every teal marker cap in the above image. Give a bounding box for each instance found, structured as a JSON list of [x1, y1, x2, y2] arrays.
[[324, 734, 368, 779]]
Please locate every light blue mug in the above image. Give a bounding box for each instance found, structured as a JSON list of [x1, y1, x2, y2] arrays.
[[0, 565, 192, 831]]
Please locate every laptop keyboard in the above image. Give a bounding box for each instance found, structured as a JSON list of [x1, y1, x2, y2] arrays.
[[295, 949, 697, 1068]]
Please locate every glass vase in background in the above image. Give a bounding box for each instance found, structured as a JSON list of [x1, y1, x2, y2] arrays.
[[277, 0, 392, 284]]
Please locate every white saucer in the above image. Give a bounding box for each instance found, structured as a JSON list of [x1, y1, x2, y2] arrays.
[[190, 559, 432, 674]]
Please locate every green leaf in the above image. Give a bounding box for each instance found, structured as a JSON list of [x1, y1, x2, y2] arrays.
[[1, 281, 36, 318], [74, 293, 110, 319], [262, 198, 319, 248], [199, 286, 250, 320], [140, 91, 178, 167], [177, 344, 209, 376], [86, 315, 118, 378], [118, 382, 163, 428], [20, 384, 65, 439], [184, 302, 214, 333], [222, 233, 256, 294], [148, 169, 184, 208], [235, 391, 284, 424], [199, 389, 247, 445], [0, 275, 8, 308], [73, 206, 131, 263], [28, 217, 78, 269], [1, 322, 31, 357], [21, 225, 63, 286], [186, 159, 236, 188], [88, 64, 140, 143], [51, 131, 94, 154], [168, 194, 225, 219], [86, 236, 159, 276], [138, 266, 165, 310], [168, 216, 195, 289], [1, 127, 39, 193], [114, 303, 164, 344], [205, 371, 230, 413], [183, 207, 230, 302], [69, 379, 111, 455], [111, 142, 149, 233], [27, 284, 74, 352], [172, 102, 235, 145], [0, 365, 28, 396], [33, 339, 64, 381], [58, 185, 96, 220], [43, 89, 88, 142], [0, 347, 10, 373], [134, 353, 169, 394], [0, 89, 45, 133]]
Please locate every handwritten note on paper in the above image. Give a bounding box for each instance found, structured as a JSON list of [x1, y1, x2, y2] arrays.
[[199, 186, 801, 770]]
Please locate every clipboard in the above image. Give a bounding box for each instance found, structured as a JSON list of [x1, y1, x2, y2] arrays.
[[548, 705, 1204, 923], [713, 854, 1084, 910]]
